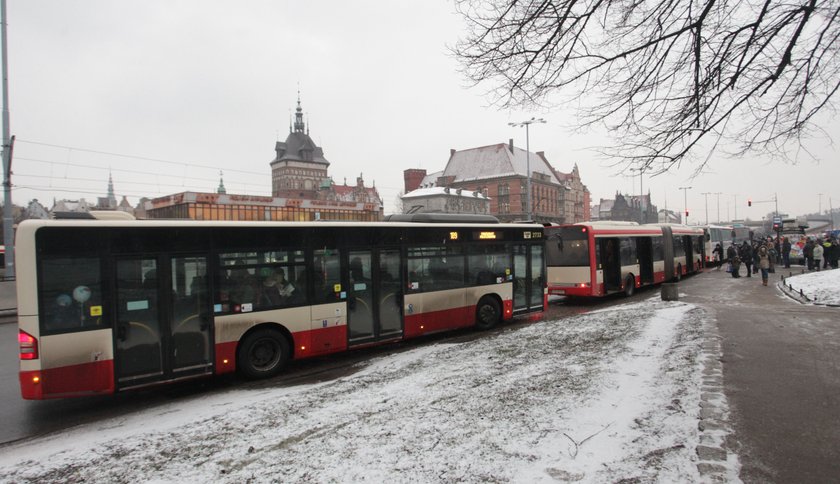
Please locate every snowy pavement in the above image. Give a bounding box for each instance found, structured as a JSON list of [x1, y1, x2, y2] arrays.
[[781, 267, 840, 306], [0, 297, 740, 483]]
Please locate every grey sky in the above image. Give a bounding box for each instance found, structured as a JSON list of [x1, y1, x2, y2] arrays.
[[6, 1, 840, 221]]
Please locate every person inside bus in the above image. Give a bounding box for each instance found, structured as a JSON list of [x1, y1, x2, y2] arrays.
[[228, 260, 257, 306], [259, 268, 294, 307]]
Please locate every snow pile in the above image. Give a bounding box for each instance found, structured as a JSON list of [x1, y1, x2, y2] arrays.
[[0, 299, 720, 482], [783, 269, 840, 305]]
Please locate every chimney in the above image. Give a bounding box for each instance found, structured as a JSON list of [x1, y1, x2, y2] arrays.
[[450, 149, 456, 157], [509, 139, 514, 152], [403, 169, 427, 193]]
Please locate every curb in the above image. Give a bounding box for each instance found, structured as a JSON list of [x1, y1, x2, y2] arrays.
[[777, 274, 840, 308]]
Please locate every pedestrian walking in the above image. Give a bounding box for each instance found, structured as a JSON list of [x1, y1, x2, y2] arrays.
[[768, 242, 777, 273], [713, 243, 724, 270], [726, 244, 740, 278], [740, 241, 754, 277], [804, 239, 814, 270], [822, 240, 831, 269], [782, 237, 792, 268], [813, 239, 824, 272], [757, 244, 771, 286], [831, 238, 840, 269]]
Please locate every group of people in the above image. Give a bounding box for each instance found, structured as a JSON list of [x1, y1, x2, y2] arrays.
[[801, 237, 840, 271], [716, 239, 776, 286], [714, 234, 840, 286]]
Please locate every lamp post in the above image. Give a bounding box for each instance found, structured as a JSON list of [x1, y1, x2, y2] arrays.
[[679, 186, 692, 224], [1, 0, 13, 278], [509, 117, 546, 221], [702, 192, 711, 225]]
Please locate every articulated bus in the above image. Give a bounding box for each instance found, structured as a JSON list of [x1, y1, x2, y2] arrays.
[[16, 216, 546, 399], [545, 222, 705, 297]]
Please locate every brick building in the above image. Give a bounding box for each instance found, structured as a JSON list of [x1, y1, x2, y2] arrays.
[[401, 140, 589, 224]]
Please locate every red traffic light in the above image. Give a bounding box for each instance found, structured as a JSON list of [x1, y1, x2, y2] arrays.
[[748, 199, 752, 206], [685, 210, 689, 217]]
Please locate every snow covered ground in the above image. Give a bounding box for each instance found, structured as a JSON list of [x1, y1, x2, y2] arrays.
[[0, 298, 739, 483], [782, 268, 840, 305]]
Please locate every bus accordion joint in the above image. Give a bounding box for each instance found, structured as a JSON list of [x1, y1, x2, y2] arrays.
[[19, 330, 38, 360]]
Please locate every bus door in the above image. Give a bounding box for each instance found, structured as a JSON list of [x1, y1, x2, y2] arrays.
[[598, 237, 621, 291], [114, 255, 213, 388], [636, 237, 654, 284], [513, 243, 545, 313], [661, 226, 676, 280], [347, 249, 403, 344]]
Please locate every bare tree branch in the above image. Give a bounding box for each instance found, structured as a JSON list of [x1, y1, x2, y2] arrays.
[[453, 0, 840, 172]]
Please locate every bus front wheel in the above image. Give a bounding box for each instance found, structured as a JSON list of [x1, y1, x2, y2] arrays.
[[238, 328, 290, 379], [475, 297, 501, 330]]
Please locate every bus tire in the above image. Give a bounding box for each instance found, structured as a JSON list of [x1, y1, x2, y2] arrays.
[[237, 328, 290, 380], [624, 275, 635, 297], [475, 297, 501, 330]]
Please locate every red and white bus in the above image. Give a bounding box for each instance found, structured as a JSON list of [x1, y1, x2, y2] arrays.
[[17, 214, 546, 399], [545, 222, 705, 298]]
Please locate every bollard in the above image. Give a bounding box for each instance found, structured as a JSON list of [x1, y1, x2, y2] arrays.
[[661, 282, 679, 301]]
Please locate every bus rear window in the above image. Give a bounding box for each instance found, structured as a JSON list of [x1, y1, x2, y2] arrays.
[[39, 257, 105, 334], [546, 228, 590, 267]]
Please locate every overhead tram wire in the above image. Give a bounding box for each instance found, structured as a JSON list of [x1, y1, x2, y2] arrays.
[[15, 138, 268, 177], [14, 156, 266, 192]]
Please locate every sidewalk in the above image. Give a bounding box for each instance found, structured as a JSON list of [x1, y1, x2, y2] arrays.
[[683, 265, 840, 483], [0, 280, 16, 318]]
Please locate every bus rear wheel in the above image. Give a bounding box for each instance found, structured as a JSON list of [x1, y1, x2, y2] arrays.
[[238, 328, 290, 379], [475, 297, 501, 330]]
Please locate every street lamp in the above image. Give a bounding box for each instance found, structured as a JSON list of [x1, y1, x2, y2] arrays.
[[509, 117, 546, 221], [679, 186, 692, 224], [702, 192, 711, 225]]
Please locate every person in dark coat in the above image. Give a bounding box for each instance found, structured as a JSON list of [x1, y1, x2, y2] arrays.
[[726, 244, 740, 278], [804, 239, 814, 270], [782, 237, 792, 268], [712, 243, 724, 270], [739, 241, 754, 277]]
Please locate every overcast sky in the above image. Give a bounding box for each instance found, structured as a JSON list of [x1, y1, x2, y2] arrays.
[[6, 1, 840, 222]]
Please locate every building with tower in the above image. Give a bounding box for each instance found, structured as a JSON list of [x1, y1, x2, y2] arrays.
[[144, 96, 383, 221]]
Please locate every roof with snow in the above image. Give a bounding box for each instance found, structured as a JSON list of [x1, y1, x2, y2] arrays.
[[442, 143, 562, 184]]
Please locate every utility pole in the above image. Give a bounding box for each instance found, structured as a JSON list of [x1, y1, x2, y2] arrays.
[[701, 192, 711, 225], [818, 193, 823, 215], [1, 0, 14, 278], [714, 192, 722, 224]]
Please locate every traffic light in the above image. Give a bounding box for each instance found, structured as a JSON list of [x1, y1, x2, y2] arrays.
[[748, 199, 752, 207], [685, 210, 689, 217]]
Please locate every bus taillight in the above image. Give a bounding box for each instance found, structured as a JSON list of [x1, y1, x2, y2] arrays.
[[19, 330, 39, 360]]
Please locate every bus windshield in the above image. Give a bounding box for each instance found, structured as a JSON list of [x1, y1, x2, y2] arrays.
[[546, 227, 590, 267]]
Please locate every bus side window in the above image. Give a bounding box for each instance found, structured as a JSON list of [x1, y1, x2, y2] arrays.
[[40, 257, 104, 333]]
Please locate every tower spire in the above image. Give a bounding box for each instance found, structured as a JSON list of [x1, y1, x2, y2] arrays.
[[107, 172, 116, 207], [217, 170, 226, 194], [294, 90, 305, 133]]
